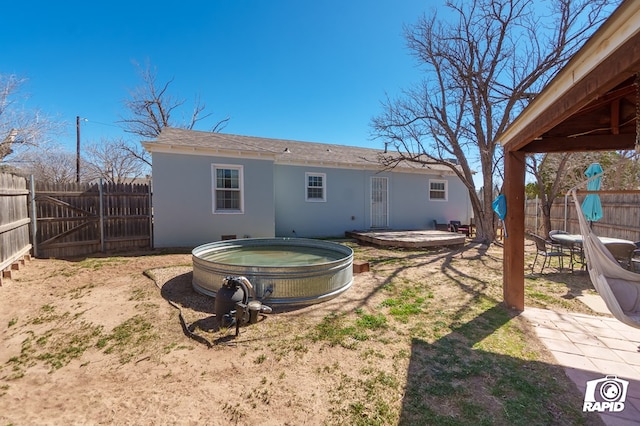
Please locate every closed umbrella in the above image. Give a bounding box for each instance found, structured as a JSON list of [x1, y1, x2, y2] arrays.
[[492, 194, 507, 238], [581, 163, 603, 223]]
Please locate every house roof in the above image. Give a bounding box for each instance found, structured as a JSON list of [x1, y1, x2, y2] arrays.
[[143, 127, 455, 174], [499, 0, 640, 311], [499, 0, 640, 153]]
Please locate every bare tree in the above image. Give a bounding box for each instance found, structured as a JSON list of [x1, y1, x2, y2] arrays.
[[15, 148, 80, 184], [528, 153, 576, 235], [118, 62, 230, 167], [371, 0, 616, 244], [527, 150, 640, 236], [597, 151, 640, 191], [0, 74, 61, 162], [83, 138, 149, 184]]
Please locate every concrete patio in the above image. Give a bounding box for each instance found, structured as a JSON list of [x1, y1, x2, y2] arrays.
[[521, 305, 640, 425]]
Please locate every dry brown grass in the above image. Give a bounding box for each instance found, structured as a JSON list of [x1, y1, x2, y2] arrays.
[[0, 241, 605, 425]]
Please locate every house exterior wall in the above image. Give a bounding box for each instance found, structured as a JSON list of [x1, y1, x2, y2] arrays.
[[274, 165, 368, 237], [152, 152, 275, 247], [390, 172, 470, 229], [421, 176, 472, 226], [274, 165, 471, 238]]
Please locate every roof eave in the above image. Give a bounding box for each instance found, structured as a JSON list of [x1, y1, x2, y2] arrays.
[[142, 142, 277, 160], [143, 141, 456, 174], [498, 0, 640, 151]]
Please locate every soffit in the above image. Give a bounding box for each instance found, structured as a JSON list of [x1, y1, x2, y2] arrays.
[[500, 0, 640, 154]]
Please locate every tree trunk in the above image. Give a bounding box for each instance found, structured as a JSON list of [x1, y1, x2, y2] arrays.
[[469, 174, 497, 245]]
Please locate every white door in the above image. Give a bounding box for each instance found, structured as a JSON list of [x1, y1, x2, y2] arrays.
[[370, 177, 388, 228]]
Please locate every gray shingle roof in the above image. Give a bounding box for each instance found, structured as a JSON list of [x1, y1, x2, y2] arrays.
[[145, 127, 452, 173]]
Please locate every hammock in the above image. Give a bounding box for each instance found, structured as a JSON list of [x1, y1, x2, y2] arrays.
[[571, 189, 640, 328]]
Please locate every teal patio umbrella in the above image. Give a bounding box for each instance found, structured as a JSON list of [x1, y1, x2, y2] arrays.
[[581, 163, 603, 223]]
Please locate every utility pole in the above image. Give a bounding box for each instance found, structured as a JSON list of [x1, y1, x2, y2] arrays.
[[76, 115, 81, 183]]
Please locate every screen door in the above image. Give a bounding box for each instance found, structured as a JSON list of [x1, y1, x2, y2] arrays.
[[370, 177, 388, 228]]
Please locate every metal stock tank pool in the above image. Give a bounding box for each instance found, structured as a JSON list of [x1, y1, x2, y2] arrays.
[[192, 238, 354, 305]]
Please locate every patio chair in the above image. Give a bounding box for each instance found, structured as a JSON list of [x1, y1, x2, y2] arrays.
[[604, 242, 636, 270], [549, 229, 583, 271], [531, 234, 568, 273], [448, 220, 470, 236], [432, 219, 448, 231], [548, 230, 567, 252]]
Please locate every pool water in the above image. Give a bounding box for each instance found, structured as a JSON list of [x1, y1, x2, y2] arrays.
[[201, 246, 340, 267]]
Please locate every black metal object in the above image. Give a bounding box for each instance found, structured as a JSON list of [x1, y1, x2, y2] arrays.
[[214, 276, 250, 327]]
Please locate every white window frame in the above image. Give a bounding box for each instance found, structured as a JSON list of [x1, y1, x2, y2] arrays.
[[429, 179, 448, 201], [212, 164, 244, 214], [305, 172, 326, 202]]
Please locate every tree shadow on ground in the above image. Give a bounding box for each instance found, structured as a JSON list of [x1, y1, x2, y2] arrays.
[[399, 304, 609, 425]]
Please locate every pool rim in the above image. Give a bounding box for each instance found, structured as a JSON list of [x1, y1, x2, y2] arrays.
[[191, 237, 354, 305], [192, 237, 353, 268]]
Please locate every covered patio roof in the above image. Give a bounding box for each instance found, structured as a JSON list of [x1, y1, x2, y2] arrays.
[[498, 0, 640, 310]]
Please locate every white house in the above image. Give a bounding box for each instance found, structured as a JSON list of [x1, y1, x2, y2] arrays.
[[143, 128, 472, 247]]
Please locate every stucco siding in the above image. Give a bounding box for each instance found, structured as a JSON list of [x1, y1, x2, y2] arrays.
[[432, 177, 472, 225], [274, 165, 367, 237], [274, 165, 471, 237], [152, 152, 275, 247], [390, 173, 471, 228]]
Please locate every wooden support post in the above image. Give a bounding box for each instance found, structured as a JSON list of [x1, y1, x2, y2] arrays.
[[503, 150, 526, 311]]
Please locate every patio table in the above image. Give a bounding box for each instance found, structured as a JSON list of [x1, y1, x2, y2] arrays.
[[549, 234, 633, 246], [549, 233, 635, 270]]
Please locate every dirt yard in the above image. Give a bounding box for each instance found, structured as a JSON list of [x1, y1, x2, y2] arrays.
[[0, 243, 604, 425]]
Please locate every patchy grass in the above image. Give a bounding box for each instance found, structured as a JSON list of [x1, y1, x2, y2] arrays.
[[96, 315, 158, 364], [75, 257, 130, 270], [0, 243, 605, 425], [4, 306, 160, 376], [6, 318, 104, 376], [316, 242, 602, 425]]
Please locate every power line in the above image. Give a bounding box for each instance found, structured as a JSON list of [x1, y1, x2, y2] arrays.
[[83, 119, 126, 130]]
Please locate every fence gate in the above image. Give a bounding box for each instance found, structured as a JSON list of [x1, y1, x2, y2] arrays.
[[32, 179, 152, 258]]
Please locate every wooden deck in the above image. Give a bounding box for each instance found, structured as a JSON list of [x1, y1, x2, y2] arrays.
[[346, 230, 466, 249]]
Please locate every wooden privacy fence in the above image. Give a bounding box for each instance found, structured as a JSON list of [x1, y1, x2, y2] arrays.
[[0, 173, 31, 284], [525, 191, 640, 242], [32, 179, 152, 258]]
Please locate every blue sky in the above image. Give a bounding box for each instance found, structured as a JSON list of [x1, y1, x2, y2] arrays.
[[3, 0, 437, 153]]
